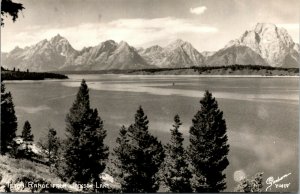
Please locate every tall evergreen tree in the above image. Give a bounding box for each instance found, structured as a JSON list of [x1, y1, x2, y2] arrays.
[[112, 106, 165, 192], [110, 125, 130, 187], [63, 79, 109, 190], [22, 120, 34, 142], [38, 127, 61, 168], [188, 90, 229, 192], [1, 81, 18, 154], [161, 114, 192, 192]]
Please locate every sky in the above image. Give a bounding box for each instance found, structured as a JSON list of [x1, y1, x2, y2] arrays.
[[1, 0, 299, 52]]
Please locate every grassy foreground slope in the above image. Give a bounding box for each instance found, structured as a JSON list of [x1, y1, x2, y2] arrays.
[[0, 155, 74, 192], [0, 155, 118, 192]]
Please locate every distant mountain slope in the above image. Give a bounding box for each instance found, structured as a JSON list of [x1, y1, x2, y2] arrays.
[[206, 45, 267, 66], [210, 23, 299, 67], [1, 52, 7, 66], [139, 39, 205, 68], [138, 45, 165, 67], [201, 51, 215, 61]]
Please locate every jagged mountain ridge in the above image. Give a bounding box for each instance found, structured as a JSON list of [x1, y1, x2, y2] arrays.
[[139, 39, 205, 68], [1, 23, 299, 71], [2, 35, 152, 71], [63, 40, 151, 70]]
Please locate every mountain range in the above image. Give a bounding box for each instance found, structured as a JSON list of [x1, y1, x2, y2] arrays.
[[1, 23, 299, 71]]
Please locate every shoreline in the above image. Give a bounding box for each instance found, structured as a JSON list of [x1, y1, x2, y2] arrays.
[[3, 74, 299, 83]]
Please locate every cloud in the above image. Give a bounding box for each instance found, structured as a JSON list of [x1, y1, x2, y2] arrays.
[[16, 105, 51, 114], [190, 6, 207, 15], [277, 23, 299, 30], [2, 17, 218, 52], [104, 17, 218, 45]]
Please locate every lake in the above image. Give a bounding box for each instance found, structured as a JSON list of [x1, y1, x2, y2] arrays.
[[4, 74, 299, 192]]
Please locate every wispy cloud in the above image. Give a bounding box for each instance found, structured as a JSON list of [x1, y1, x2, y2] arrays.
[[2, 17, 218, 52], [190, 6, 207, 15], [16, 105, 51, 114]]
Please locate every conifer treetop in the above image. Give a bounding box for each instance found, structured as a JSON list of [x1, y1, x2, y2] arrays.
[[162, 114, 192, 192], [112, 106, 165, 192], [22, 120, 34, 142], [189, 90, 229, 192], [74, 79, 90, 109], [134, 105, 149, 131]]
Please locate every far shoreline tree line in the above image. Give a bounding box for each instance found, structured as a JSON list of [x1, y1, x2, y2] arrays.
[[1, 67, 68, 80], [0, 79, 263, 192]]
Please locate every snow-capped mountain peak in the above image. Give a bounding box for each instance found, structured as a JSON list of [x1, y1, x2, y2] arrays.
[[223, 22, 299, 67]]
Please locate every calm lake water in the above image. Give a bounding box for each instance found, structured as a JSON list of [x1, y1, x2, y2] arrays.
[[5, 75, 299, 192]]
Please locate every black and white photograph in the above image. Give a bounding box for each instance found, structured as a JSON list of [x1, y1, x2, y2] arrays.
[[0, 0, 299, 192]]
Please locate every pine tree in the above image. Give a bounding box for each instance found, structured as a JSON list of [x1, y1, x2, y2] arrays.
[[20, 120, 34, 159], [63, 79, 109, 190], [22, 121, 34, 142], [110, 125, 130, 187], [112, 106, 165, 192], [38, 127, 61, 168], [188, 90, 229, 192], [1, 81, 18, 154], [161, 114, 192, 192], [235, 172, 263, 192]]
